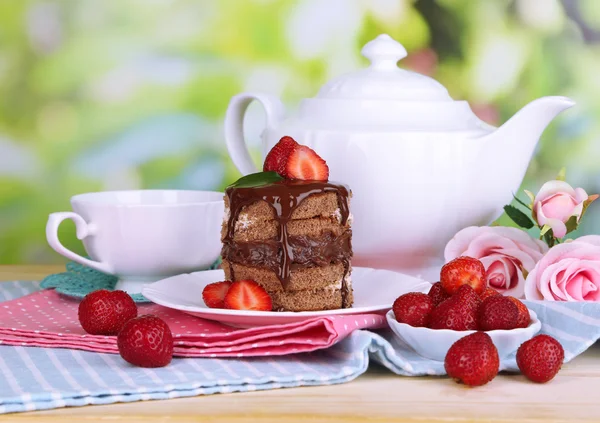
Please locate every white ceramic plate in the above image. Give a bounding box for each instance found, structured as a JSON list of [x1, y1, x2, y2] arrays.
[[142, 267, 431, 327], [386, 309, 542, 362]]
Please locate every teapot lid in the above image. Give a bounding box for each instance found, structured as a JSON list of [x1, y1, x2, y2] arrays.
[[316, 34, 453, 102]]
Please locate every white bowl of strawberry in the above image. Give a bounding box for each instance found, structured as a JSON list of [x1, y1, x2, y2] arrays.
[[387, 256, 542, 362]]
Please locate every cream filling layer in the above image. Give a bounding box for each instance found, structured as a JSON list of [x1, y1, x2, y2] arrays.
[[223, 207, 252, 231], [323, 273, 352, 293]]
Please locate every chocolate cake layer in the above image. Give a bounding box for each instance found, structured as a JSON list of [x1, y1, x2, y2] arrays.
[[222, 260, 347, 292], [222, 231, 351, 269], [270, 287, 354, 312], [222, 179, 353, 311], [222, 217, 348, 243]]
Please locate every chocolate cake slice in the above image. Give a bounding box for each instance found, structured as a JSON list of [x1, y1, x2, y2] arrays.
[[221, 178, 353, 311]]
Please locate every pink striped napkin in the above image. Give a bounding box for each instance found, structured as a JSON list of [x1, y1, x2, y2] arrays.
[[0, 289, 386, 357]]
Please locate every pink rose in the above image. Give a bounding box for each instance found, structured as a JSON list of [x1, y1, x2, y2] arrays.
[[576, 235, 600, 247], [533, 180, 590, 238], [445, 226, 548, 298], [524, 237, 600, 301]]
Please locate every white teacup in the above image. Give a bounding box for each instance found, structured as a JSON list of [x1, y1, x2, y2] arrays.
[[46, 190, 224, 294]]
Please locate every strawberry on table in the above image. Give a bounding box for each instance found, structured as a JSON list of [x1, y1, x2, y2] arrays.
[[517, 335, 564, 383], [285, 145, 329, 181], [441, 256, 486, 295], [263, 136, 298, 177], [78, 289, 137, 335], [428, 282, 450, 307], [117, 315, 174, 368], [224, 280, 273, 311], [478, 295, 519, 331], [392, 292, 433, 327], [444, 332, 500, 387], [202, 281, 232, 309]]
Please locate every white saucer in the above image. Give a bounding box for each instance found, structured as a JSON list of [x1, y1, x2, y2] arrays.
[[142, 267, 432, 327]]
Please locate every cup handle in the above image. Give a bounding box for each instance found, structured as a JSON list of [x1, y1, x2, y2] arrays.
[[224, 92, 286, 176], [46, 212, 113, 274]]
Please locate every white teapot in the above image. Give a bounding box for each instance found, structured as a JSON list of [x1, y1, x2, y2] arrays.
[[224, 34, 574, 279]]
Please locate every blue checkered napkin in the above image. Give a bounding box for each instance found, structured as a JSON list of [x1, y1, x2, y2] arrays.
[[0, 343, 365, 413]]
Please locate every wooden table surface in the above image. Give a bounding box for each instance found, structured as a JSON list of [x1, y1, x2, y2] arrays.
[[1, 265, 600, 423]]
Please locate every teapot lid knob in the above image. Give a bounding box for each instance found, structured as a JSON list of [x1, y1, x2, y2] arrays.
[[315, 33, 453, 102], [361, 34, 407, 70]]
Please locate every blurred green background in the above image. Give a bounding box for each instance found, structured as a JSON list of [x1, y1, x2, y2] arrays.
[[0, 0, 599, 264]]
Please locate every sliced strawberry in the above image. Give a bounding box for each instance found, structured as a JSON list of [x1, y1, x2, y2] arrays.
[[202, 281, 232, 309], [263, 136, 298, 177], [285, 145, 329, 181], [224, 280, 273, 311]]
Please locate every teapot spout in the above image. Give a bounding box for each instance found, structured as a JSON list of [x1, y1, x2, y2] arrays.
[[475, 96, 575, 223], [486, 96, 575, 159]]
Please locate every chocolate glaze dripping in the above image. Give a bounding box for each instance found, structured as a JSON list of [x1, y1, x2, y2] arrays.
[[223, 179, 351, 307]]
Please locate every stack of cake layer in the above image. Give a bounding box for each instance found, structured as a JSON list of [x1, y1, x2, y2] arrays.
[[221, 183, 353, 312]]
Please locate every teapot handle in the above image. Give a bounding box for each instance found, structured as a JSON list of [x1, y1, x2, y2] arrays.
[[224, 93, 286, 176]]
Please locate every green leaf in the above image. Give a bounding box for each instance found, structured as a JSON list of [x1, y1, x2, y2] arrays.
[[540, 224, 552, 236], [512, 193, 531, 210], [581, 194, 599, 218], [556, 167, 567, 181], [544, 228, 555, 248], [565, 215, 579, 235], [503, 205, 535, 229], [228, 171, 283, 188], [524, 190, 536, 204]]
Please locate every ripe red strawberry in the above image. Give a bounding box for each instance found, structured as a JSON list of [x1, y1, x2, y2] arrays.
[[224, 280, 273, 311], [444, 332, 500, 387], [428, 288, 479, 331], [428, 282, 450, 307], [392, 292, 433, 327], [285, 145, 329, 181], [478, 295, 519, 331], [480, 287, 501, 301], [516, 335, 564, 383], [454, 284, 482, 310], [263, 136, 298, 176], [508, 297, 531, 329], [117, 315, 173, 368], [78, 289, 137, 335], [441, 256, 486, 295], [202, 281, 232, 308]]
